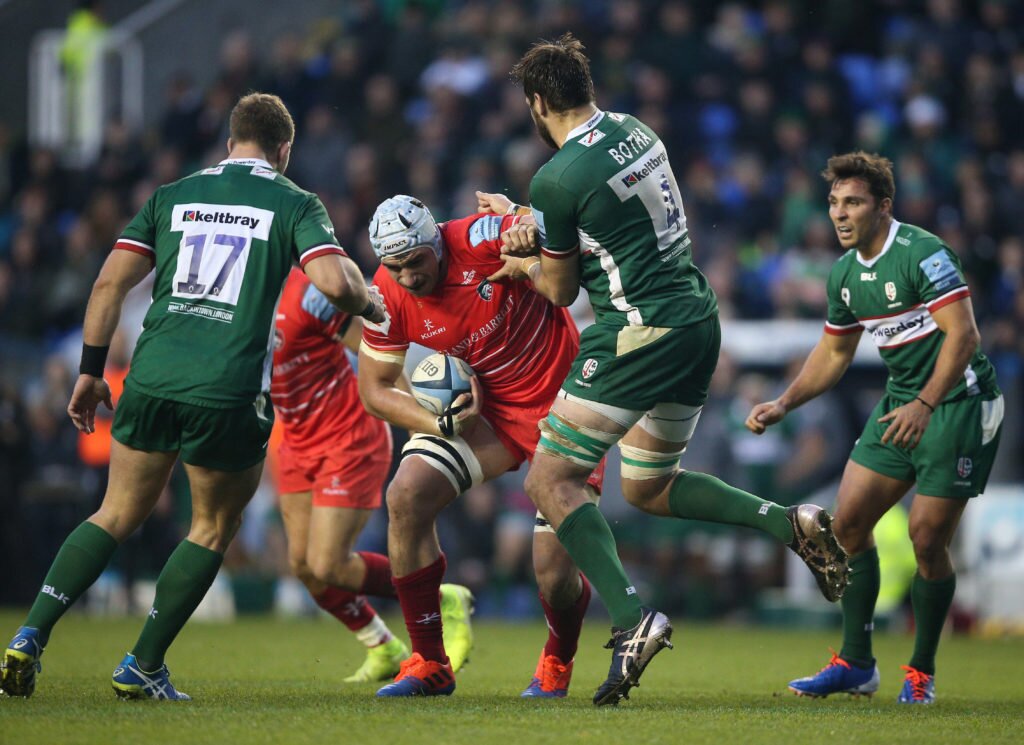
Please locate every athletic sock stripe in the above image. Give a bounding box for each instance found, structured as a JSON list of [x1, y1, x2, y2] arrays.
[[404, 449, 471, 493]]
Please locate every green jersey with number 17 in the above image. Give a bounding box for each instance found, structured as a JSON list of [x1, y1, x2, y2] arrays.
[[116, 158, 346, 408], [825, 220, 998, 402], [529, 110, 717, 328]]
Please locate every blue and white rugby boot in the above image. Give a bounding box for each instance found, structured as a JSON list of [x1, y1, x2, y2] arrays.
[[111, 653, 191, 701], [788, 651, 879, 698], [593, 607, 673, 706], [1, 626, 44, 698], [897, 665, 935, 704]]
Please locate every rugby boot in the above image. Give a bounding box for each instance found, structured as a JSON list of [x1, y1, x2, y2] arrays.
[[0, 627, 44, 698], [344, 637, 410, 683], [897, 665, 935, 704], [521, 651, 573, 698], [593, 607, 673, 706], [375, 652, 455, 697], [111, 653, 191, 701], [789, 650, 879, 698], [787, 504, 849, 602], [440, 584, 474, 673]]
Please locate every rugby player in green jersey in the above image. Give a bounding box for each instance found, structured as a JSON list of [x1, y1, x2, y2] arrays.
[[746, 152, 1003, 704], [0, 93, 384, 701], [478, 34, 849, 706]]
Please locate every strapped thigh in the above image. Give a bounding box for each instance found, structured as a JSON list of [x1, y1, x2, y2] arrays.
[[401, 432, 484, 496], [620, 402, 702, 481]]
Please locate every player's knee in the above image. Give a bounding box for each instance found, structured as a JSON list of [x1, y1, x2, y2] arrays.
[[188, 512, 242, 553], [535, 563, 579, 608], [289, 552, 315, 585], [621, 478, 666, 513], [307, 550, 357, 587], [386, 478, 436, 527], [832, 513, 872, 552], [909, 522, 948, 564], [524, 467, 559, 506]]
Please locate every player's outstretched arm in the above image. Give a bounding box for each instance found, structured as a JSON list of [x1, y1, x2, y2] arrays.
[[69, 249, 153, 434], [745, 329, 861, 434], [475, 190, 526, 216], [303, 254, 384, 322]]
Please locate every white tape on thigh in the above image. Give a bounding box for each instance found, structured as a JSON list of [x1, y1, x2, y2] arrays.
[[638, 402, 703, 442], [558, 389, 642, 428], [618, 443, 685, 480], [401, 432, 484, 495], [534, 483, 602, 534]]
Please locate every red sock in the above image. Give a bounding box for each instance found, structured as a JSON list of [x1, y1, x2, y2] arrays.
[[540, 573, 591, 662], [313, 586, 376, 632], [393, 554, 447, 663], [358, 551, 395, 598]]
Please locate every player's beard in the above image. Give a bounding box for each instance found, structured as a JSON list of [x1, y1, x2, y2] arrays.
[[531, 109, 558, 150]]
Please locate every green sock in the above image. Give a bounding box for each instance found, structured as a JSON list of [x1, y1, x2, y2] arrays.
[[130, 540, 223, 670], [839, 547, 880, 667], [555, 503, 642, 630], [667, 471, 794, 544], [25, 521, 118, 645], [908, 572, 955, 676]]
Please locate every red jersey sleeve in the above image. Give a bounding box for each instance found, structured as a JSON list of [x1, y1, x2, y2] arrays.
[[361, 269, 409, 353], [446, 214, 521, 260], [298, 280, 350, 339]]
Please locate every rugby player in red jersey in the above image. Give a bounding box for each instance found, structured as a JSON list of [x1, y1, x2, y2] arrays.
[[273, 268, 474, 682], [360, 195, 601, 698]]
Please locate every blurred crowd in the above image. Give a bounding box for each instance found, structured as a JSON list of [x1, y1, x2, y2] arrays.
[[1, 0, 1022, 619]]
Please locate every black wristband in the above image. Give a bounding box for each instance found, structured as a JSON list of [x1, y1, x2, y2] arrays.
[[80, 344, 109, 377], [357, 298, 377, 319], [915, 396, 935, 412]]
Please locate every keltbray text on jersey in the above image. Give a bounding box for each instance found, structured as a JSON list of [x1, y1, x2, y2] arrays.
[[170, 202, 275, 315], [606, 141, 688, 262]]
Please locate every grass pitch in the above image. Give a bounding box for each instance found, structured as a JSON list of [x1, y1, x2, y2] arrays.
[[1, 610, 1021, 744]]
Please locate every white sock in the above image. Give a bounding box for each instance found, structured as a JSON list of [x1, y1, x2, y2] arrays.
[[355, 615, 393, 648]]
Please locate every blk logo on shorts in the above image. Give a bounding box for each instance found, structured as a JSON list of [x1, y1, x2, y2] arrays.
[[956, 457, 973, 478], [582, 358, 599, 379]]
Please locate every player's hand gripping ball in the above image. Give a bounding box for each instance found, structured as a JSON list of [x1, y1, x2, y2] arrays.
[[410, 353, 474, 415]]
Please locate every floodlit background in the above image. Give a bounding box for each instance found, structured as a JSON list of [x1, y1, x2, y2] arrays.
[[0, 0, 1021, 634]]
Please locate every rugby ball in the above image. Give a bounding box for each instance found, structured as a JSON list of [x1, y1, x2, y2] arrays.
[[410, 353, 474, 415]]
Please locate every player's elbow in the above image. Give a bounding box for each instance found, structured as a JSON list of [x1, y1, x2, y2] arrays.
[[962, 325, 981, 350], [549, 287, 579, 307], [357, 377, 386, 419]]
